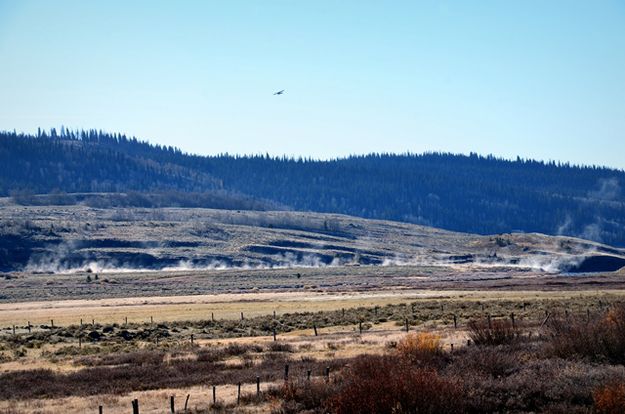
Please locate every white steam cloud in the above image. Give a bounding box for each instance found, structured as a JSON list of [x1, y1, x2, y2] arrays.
[[24, 249, 347, 275]]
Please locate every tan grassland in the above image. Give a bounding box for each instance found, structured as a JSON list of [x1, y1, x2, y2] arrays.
[[2, 288, 625, 327], [0, 320, 466, 413]]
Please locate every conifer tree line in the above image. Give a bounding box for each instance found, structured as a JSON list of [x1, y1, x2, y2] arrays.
[[1, 129, 624, 246]]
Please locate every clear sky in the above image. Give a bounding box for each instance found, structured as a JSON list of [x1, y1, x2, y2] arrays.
[[1, 1, 624, 168]]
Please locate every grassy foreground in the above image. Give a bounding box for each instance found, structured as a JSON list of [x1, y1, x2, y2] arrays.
[[2, 290, 625, 412]]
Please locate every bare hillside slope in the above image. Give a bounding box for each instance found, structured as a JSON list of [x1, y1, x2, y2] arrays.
[[1, 204, 624, 275]]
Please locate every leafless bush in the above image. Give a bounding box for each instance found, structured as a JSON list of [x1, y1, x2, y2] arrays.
[[326, 354, 465, 414], [272, 379, 338, 413], [447, 345, 521, 378], [546, 304, 625, 364], [196, 348, 226, 363], [460, 357, 625, 413], [223, 343, 257, 356], [468, 318, 518, 346], [266, 342, 294, 353]]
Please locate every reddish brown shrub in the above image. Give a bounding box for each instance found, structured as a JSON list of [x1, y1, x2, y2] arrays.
[[547, 304, 625, 364], [397, 332, 441, 351], [594, 382, 625, 413], [396, 332, 445, 367], [326, 354, 464, 414]]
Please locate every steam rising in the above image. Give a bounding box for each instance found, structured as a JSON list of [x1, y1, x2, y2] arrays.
[[555, 177, 622, 243], [381, 253, 587, 274], [24, 244, 592, 275], [21, 234, 607, 275], [24, 250, 345, 274]]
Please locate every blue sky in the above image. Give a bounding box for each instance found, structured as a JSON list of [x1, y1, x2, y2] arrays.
[[1, 1, 624, 168]]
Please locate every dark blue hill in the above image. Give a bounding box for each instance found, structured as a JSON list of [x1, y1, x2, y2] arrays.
[[2, 128, 624, 246]]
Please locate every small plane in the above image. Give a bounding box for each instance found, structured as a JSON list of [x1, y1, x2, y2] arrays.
[[273, 89, 285, 95]]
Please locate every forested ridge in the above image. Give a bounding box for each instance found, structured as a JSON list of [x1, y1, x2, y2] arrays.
[[2, 128, 625, 246]]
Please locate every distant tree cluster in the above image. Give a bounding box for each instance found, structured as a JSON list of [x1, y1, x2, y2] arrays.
[[204, 153, 625, 246], [1, 129, 625, 246], [0, 129, 219, 195]]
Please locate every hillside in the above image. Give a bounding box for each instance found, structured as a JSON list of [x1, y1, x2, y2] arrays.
[[2, 204, 624, 275], [2, 129, 625, 245]]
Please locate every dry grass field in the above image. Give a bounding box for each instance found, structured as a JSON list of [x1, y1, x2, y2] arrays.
[[2, 278, 625, 413], [2, 288, 625, 327]]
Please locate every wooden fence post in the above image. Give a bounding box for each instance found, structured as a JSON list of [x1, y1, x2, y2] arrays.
[[453, 314, 457, 329], [256, 376, 260, 397], [27, 321, 31, 333], [273, 328, 277, 341], [170, 396, 175, 413], [125, 316, 128, 326], [307, 369, 312, 381], [98, 405, 103, 414], [79, 337, 82, 348], [273, 310, 276, 318], [150, 316, 153, 324], [211, 312, 214, 322], [80, 318, 83, 328], [131, 399, 139, 414], [190, 334, 194, 346], [51, 319, 54, 328], [284, 364, 289, 381], [237, 383, 241, 405], [359, 321, 363, 335], [212, 385, 216, 405], [12, 325, 15, 335], [325, 366, 330, 381], [240, 312, 244, 321], [184, 394, 190, 412], [404, 318, 409, 332], [313, 324, 318, 336]]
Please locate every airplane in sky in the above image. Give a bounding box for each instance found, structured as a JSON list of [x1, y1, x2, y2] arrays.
[[273, 90, 285, 95]]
